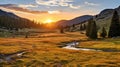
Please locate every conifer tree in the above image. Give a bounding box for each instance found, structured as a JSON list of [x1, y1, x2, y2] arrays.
[[83, 24, 86, 30], [72, 24, 75, 28], [86, 19, 93, 36], [89, 20, 98, 39], [100, 27, 107, 38], [80, 24, 83, 31], [59, 26, 64, 33], [108, 10, 120, 38], [25, 32, 29, 38]]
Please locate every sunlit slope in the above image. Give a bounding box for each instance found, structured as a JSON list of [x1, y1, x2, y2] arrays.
[[95, 6, 120, 32], [69, 6, 120, 33]]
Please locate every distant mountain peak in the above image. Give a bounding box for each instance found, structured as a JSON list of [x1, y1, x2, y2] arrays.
[[55, 15, 93, 27]]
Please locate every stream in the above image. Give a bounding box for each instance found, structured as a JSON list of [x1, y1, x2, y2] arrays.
[[62, 41, 120, 52], [0, 41, 119, 63], [0, 50, 27, 63], [63, 42, 102, 51]]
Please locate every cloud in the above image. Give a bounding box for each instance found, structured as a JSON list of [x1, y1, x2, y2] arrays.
[[48, 10, 60, 14], [84, 2, 99, 6], [35, 0, 80, 9], [18, 4, 38, 8], [0, 4, 48, 14], [35, 0, 73, 6], [69, 4, 80, 9]]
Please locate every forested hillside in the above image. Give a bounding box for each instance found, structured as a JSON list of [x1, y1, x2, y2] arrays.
[[0, 9, 40, 30]]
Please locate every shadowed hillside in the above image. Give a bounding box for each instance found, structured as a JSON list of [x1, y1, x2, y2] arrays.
[[0, 9, 40, 30]]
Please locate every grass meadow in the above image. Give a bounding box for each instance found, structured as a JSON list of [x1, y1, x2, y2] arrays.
[[0, 32, 120, 67]]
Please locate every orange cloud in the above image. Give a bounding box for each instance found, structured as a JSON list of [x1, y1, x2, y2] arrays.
[[0, 4, 48, 14]]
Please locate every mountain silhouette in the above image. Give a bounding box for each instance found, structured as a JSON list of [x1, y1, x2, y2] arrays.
[[55, 15, 93, 27]]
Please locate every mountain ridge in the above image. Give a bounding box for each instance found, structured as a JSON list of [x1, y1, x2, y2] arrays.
[[0, 9, 20, 19], [55, 15, 93, 27], [95, 5, 120, 32], [0, 9, 39, 29]]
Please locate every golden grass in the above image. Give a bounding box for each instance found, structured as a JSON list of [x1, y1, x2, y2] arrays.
[[0, 32, 120, 66]]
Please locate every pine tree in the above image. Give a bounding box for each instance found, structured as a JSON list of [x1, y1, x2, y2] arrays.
[[100, 27, 107, 38], [89, 20, 98, 39], [86, 19, 93, 36], [25, 32, 29, 38], [80, 24, 83, 31], [60, 28, 64, 33], [59, 26, 64, 33], [72, 24, 75, 28], [83, 24, 86, 30], [108, 10, 120, 38]]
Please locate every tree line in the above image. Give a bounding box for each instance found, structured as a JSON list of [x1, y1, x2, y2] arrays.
[[0, 15, 41, 30], [59, 23, 86, 33]]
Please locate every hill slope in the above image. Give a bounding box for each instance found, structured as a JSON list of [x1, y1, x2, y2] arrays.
[[95, 6, 120, 32], [55, 15, 93, 27], [0, 9, 39, 29], [0, 9, 19, 19]]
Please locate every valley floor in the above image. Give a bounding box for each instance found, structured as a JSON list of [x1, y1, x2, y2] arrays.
[[0, 32, 120, 67]]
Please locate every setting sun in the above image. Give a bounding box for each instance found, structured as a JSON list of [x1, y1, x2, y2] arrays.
[[44, 19, 54, 24]]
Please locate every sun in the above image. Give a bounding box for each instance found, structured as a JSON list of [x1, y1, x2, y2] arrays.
[[45, 19, 53, 24]]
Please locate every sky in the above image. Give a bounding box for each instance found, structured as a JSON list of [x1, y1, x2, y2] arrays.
[[0, 0, 120, 23]]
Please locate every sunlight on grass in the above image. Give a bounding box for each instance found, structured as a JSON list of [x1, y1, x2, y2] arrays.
[[0, 32, 120, 66]]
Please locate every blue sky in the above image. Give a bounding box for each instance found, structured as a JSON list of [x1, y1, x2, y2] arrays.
[[0, 0, 120, 22], [0, 0, 120, 13]]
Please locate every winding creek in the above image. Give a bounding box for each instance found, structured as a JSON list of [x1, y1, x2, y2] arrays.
[[0, 41, 120, 63], [0, 50, 27, 63], [62, 41, 120, 52], [62, 42, 102, 51]]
